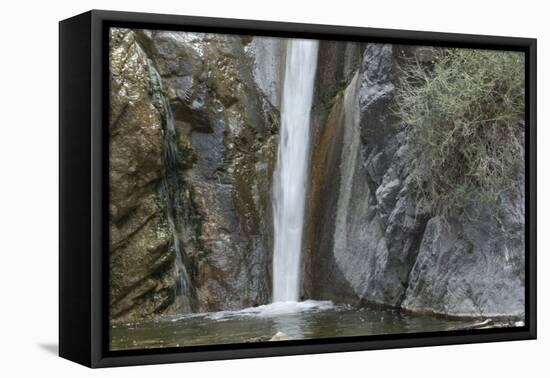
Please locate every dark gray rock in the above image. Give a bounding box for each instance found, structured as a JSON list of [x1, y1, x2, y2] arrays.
[[307, 44, 429, 307], [144, 31, 278, 312], [190, 118, 226, 179], [359, 44, 399, 151], [313, 41, 364, 110], [245, 36, 286, 110], [402, 205, 525, 317], [306, 42, 524, 320]]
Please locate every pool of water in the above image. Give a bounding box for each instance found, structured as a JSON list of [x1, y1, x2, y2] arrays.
[[110, 300, 511, 350]]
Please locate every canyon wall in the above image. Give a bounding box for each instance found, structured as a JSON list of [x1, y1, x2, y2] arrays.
[[109, 29, 283, 322], [109, 30, 525, 322], [304, 43, 525, 318]]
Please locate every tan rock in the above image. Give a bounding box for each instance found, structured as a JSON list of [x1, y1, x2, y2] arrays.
[[269, 331, 290, 341], [109, 28, 176, 323]]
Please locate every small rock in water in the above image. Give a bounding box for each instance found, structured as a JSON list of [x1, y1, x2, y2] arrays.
[[446, 318, 495, 331], [246, 336, 270, 343], [472, 319, 494, 329], [270, 331, 290, 341]]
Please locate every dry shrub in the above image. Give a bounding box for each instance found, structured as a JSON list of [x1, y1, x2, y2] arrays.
[[396, 48, 525, 217]]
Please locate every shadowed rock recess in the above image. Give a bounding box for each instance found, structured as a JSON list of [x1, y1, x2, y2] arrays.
[[109, 29, 525, 323]]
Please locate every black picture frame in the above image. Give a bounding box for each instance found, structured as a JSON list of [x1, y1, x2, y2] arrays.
[[59, 9, 537, 368]]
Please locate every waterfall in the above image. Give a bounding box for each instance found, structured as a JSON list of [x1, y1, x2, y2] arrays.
[[163, 105, 193, 313], [272, 39, 319, 303], [149, 61, 194, 313]]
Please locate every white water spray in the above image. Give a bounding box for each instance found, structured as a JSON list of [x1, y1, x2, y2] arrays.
[[272, 39, 319, 302]]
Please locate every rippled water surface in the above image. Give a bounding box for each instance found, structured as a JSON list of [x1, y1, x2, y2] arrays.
[[110, 300, 503, 350]]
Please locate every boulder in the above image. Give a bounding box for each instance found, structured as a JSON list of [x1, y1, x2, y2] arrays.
[[270, 331, 290, 341], [402, 191, 525, 318]]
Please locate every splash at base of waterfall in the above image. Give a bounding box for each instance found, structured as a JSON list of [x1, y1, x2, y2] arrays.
[[173, 300, 334, 322]]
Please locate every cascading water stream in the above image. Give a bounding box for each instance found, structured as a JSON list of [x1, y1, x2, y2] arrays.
[[272, 39, 319, 303], [150, 62, 194, 313], [163, 105, 193, 313]]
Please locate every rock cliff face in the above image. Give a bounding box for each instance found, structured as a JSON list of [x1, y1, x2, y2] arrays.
[[304, 43, 525, 318], [109, 29, 282, 322], [402, 191, 525, 317], [109, 29, 525, 322], [302, 40, 364, 300], [140, 30, 281, 312], [109, 29, 177, 322]]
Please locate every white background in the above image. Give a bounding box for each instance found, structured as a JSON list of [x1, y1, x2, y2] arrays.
[[0, 0, 547, 376]]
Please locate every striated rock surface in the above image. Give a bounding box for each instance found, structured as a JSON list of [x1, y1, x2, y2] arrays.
[[305, 43, 429, 306], [135, 29, 281, 312], [109, 29, 525, 322], [402, 188, 525, 317], [244, 36, 286, 110], [336, 44, 432, 307], [302, 41, 364, 299], [110, 28, 283, 320], [109, 29, 177, 323], [304, 43, 525, 318]]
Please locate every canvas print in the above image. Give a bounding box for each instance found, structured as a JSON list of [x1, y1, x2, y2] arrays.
[[108, 27, 526, 350]]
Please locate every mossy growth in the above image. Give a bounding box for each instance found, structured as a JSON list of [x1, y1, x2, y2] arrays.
[[187, 186, 207, 260], [147, 58, 166, 113], [396, 48, 525, 218]]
